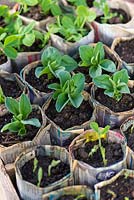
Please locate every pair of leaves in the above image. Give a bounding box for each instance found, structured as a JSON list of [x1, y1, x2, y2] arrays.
[[93, 69, 130, 101], [79, 42, 116, 78], [41, 0, 62, 16]]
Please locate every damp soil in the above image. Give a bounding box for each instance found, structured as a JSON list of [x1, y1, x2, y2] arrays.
[[25, 67, 57, 93], [59, 195, 87, 200], [95, 88, 134, 112], [114, 39, 134, 63], [22, 5, 48, 21], [45, 99, 93, 130], [0, 76, 22, 98], [96, 8, 130, 24], [74, 139, 123, 168], [0, 109, 42, 147], [21, 155, 70, 187], [20, 40, 43, 52], [100, 174, 134, 200], [0, 54, 7, 65], [124, 125, 134, 151]]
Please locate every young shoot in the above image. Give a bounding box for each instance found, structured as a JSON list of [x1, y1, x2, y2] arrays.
[[67, 0, 87, 7], [0, 86, 5, 104], [74, 194, 87, 200], [48, 159, 61, 176], [33, 157, 38, 173], [35, 46, 77, 79], [1, 93, 41, 136], [89, 122, 110, 166], [93, 69, 130, 102], [79, 42, 116, 78], [37, 167, 43, 187], [48, 70, 85, 112]]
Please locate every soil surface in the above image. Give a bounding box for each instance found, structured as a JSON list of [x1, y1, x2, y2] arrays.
[[59, 195, 87, 200], [25, 67, 57, 93], [21, 155, 70, 187], [95, 88, 134, 112], [0, 54, 7, 65], [74, 139, 123, 168], [0, 109, 42, 146], [0, 77, 22, 98], [100, 175, 134, 200], [124, 125, 134, 151], [20, 40, 43, 52], [46, 99, 93, 130], [115, 39, 134, 63], [96, 8, 130, 24], [22, 5, 47, 21]]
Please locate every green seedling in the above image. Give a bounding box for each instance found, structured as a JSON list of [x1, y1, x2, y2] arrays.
[[79, 42, 116, 78], [48, 159, 61, 176], [1, 93, 41, 136], [0, 86, 5, 104], [33, 157, 38, 173], [93, 69, 130, 102], [37, 167, 43, 187]]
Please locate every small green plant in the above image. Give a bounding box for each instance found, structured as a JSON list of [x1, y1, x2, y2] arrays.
[[48, 159, 61, 176], [89, 122, 110, 166], [124, 197, 130, 200], [74, 194, 87, 200], [107, 189, 117, 199], [35, 46, 78, 79], [0, 32, 19, 59], [93, 0, 117, 23], [37, 167, 43, 187], [48, 5, 96, 42], [79, 42, 116, 78], [67, 0, 87, 7], [0, 86, 5, 104], [1, 93, 41, 136], [48, 70, 85, 112], [33, 157, 38, 173], [93, 69, 130, 102]]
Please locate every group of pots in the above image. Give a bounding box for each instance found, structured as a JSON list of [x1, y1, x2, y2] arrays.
[[1, 0, 134, 200]]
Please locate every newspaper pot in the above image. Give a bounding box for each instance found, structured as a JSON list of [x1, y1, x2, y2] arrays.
[[20, 60, 53, 105], [46, 18, 95, 56], [111, 36, 134, 79], [0, 105, 49, 166], [90, 80, 134, 129], [42, 185, 94, 200], [69, 129, 127, 187], [95, 169, 134, 200], [91, 0, 134, 46], [120, 116, 134, 169], [15, 145, 74, 200], [0, 71, 29, 116], [43, 92, 94, 147], [0, 55, 12, 73]]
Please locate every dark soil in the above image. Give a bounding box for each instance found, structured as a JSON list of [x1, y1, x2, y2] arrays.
[[0, 77, 22, 98], [95, 88, 134, 112], [0, 109, 42, 147], [59, 195, 87, 200], [100, 174, 134, 200], [96, 8, 130, 24], [124, 125, 134, 151], [45, 99, 93, 130], [87, 0, 94, 7], [74, 139, 123, 168], [0, 54, 7, 65], [21, 155, 70, 187], [20, 40, 43, 52], [114, 39, 134, 63], [22, 5, 47, 21], [25, 67, 57, 93]]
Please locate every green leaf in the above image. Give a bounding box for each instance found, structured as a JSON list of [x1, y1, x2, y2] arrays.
[[100, 59, 116, 73], [72, 73, 85, 92], [69, 93, 83, 108], [19, 94, 32, 119], [22, 33, 35, 46], [79, 45, 93, 66], [56, 93, 69, 112], [4, 35, 19, 47], [48, 159, 61, 176], [93, 75, 112, 90], [104, 89, 114, 98], [87, 10, 96, 22], [35, 66, 44, 78], [48, 83, 60, 90], [89, 65, 102, 78], [57, 70, 71, 87], [113, 69, 129, 84], [90, 122, 99, 132], [21, 118, 41, 127], [61, 55, 78, 72], [51, 4, 62, 16], [37, 167, 43, 187], [0, 33, 7, 41], [41, 0, 51, 13], [117, 83, 130, 94], [3, 46, 17, 59], [25, 0, 38, 6], [22, 21, 36, 34], [61, 16, 74, 29], [1, 121, 22, 133], [5, 97, 19, 116], [93, 42, 104, 60], [100, 125, 110, 135]]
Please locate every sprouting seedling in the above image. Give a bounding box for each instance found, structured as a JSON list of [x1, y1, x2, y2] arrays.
[[89, 122, 110, 166], [74, 194, 87, 200], [107, 189, 117, 199], [33, 157, 38, 173], [48, 159, 61, 177], [0, 86, 5, 104], [88, 144, 99, 157], [124, 171, 129, 179], [124, 197, 130, 200], [1, 93, 41, 136], [37, 167, 43, 187], [130, 124, 134, 134]]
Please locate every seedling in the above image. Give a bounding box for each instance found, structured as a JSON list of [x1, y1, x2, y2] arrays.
[[48, 70, 85, 112], [93, 0, 118, 23], [79, 42, 116, 78], [35, 46, 77, 79], [48, 159, 61, 176], [48, 5, 96, 42], [33, 157, 38, 173], [1, 93, 41, 136], [124, 197, 130, 200], [88, 122, 110, 166], [67, 0, 87, 7], [74, 194, 87, 200], [107, 189, 117, 199], [0, 86, 5, 104], [37, 167, 43, 187], [93, 69, 130, 102]]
